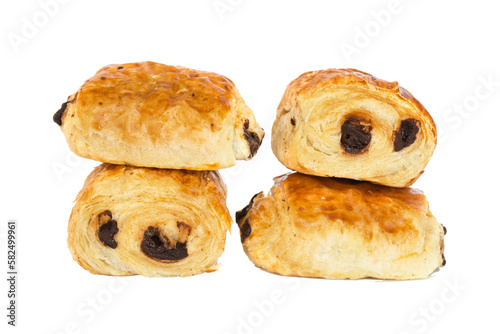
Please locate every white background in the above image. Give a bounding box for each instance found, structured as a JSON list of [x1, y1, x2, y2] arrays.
[[1, 0, 499, 333]]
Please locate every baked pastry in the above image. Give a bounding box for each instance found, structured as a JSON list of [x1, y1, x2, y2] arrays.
[[236, 172, 445, 280], [272, 68, 437, 187], [68, 164, 232, 277], [53, 61, 264, 170]]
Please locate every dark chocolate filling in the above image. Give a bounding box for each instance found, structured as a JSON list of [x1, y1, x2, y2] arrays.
[[239, 219, 252, 243], [340, 118, 372, 154], [243, 119, 263, 158], [394, 119, 419, 151], [235, 192, 261, 224], [98, 211, 119, 249], [141, 226, 188, 261], [53, 101, 69, 126]]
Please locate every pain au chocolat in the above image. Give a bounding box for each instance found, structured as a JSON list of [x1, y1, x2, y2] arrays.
[[236, 173, 445, 280], [271, 69, 437, 187], [54, 61, 264, 170], [68, 164, 232, 277]]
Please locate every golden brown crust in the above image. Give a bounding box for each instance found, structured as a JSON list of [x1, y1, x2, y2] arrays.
[[287, 69, 435, 126], [236, 173, 445, 280], [272, 68, 437, 187], [56, 61, 264, 169], [68, 164, 232, 277]]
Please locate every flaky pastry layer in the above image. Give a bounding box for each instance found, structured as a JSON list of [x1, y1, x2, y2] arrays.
[[272, 69, 437, 187], [55, 61, 264, 169], [236, 173, 445, 280], [68, 164, 232, 277]]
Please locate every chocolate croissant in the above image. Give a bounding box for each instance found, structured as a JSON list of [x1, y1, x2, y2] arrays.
[[272, 69, 437, 187], [236, 173, 445, 280], [54, 61, 264, 170], [68, 164, 232, 277]]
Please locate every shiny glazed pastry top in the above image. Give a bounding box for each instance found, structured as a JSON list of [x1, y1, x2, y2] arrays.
[[271, 68, 437, 187], [236, 172, 445, 280], [54, 61, 264, 170]]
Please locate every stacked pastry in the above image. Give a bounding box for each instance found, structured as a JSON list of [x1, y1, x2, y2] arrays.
[[54, 61, 264, 277], [236, 69, 445, 280]]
